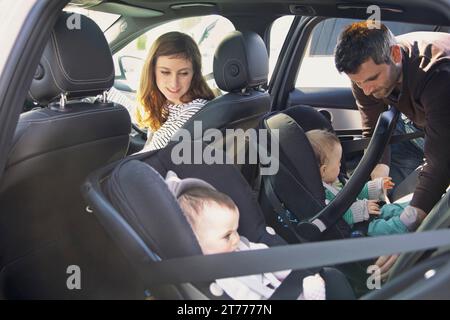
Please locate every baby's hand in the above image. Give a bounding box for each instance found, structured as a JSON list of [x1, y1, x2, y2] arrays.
[[367, 200, 381, 215], [382, 177, 395, 190]]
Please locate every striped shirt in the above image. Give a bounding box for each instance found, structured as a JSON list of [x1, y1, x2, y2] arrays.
[[139, 98, 208, 153]]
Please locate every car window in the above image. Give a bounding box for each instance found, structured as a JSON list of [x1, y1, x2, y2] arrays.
[[113, 15, 235, 92], [296, 18, 436, 88], [268, 15, 294, 81]]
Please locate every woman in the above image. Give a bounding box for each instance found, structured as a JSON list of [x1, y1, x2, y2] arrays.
[[136, 31, 215, 152]]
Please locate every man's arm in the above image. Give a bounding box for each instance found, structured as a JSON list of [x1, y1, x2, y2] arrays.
[[352, 83, 390, 178], [410, 65, 450, 214]]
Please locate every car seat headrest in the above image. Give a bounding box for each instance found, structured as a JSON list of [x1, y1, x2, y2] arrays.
[[213, 31, 268, 92], [29, 12, 114, 104], [105, 159, 202, 259]]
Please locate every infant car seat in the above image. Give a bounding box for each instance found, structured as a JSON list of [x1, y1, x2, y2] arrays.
[[259, 105, 400, 294], [259, 106, 354, 243], [82, 141, 355, 299], [260, 105, 399, 243]]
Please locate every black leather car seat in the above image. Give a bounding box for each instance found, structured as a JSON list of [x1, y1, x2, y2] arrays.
[[179, 31, 271, 179], [0, 13, 141, 299]]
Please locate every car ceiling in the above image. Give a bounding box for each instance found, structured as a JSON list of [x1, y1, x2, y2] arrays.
[[73, 0, 450, 26]]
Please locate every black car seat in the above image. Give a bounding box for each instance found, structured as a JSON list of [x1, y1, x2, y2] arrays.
[[259, 105, 353, 243], [260, 104, 402, 243], [179, 31, 271, 180], [0, 13, 144, 299], [259, 105, 400, 295], [82, 141, 355, 300]]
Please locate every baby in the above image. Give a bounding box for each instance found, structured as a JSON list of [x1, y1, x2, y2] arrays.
[[306, 129, 419, 236], [165, 170, 326, 300]]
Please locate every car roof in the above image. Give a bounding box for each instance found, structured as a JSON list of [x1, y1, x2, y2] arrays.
[[74, 0, 450, 26]]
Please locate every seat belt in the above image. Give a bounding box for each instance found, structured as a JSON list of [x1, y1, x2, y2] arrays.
[[139, 229, 450, 287]]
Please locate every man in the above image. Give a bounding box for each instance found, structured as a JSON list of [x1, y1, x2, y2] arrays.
[[334, 22, 450, 228]]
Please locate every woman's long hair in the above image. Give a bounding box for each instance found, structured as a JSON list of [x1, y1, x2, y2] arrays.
[[136, 32, 215, 131]]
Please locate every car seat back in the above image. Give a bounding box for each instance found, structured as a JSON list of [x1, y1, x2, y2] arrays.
[[0, 13, 138, 299], [180, 31, 271, 182]]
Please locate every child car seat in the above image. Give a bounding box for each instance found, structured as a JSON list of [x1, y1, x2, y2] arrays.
[[259, 105, 400, 295], [82, 141, 355, 299], [260, 104, 400, 242], [259, 105, 354, 243]]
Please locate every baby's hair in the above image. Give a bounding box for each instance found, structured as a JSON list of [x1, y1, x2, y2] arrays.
[[305, 129, 341, 166], [178, 187, 237, 227]]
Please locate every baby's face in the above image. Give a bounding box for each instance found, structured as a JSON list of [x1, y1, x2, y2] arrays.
[[321, 143, 342, 184], [193, 202, 240, 255]]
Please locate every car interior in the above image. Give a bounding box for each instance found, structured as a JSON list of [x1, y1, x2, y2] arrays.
[[0, 0, 449, 299]]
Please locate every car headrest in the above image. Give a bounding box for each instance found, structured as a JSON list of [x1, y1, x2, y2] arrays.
[[213, 31, 268, 92], [29, 12, 114, 104]]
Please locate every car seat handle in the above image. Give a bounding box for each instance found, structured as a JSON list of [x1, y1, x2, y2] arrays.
[[310, 106, 400, 231]]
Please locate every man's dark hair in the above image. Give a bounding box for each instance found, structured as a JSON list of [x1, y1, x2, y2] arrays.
[[334, 21, 396, 74]]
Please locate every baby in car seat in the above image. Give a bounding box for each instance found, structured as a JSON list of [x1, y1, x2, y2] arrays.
[[306, 129, 418, 236], [165, 170, 326, 300]]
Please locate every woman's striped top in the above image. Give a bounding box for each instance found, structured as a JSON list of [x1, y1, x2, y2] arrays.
[[140, 98, 208, 153]]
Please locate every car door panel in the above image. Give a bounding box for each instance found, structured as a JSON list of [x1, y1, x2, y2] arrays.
[[287, 87, 362, 132]]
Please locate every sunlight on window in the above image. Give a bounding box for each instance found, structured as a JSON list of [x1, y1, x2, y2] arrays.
[[114, 15, 235, 93], [116, 16, 234, 74], [269, 16, 294, 81], [296, 18, 435, 88]]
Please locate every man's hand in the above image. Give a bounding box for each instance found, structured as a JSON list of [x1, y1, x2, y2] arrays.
[[375, 254, 399, 281], [400, 206, 427, 231], [371, 164, 390, 180], [413, 206, 427, 223]]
